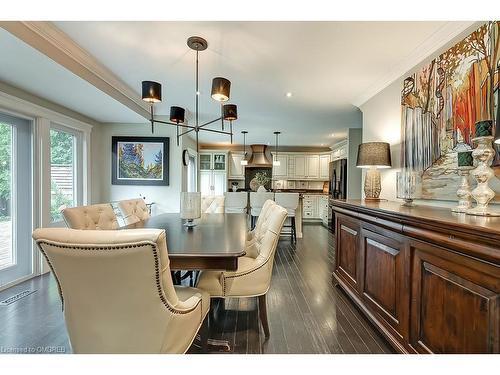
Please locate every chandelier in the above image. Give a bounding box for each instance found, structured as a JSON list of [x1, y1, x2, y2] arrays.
[[141, 36, 238, 150]]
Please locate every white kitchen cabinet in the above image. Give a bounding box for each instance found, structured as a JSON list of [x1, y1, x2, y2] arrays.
[[319, 154, 330, 179], [331, 142, 348, 161], [306, 155, 319, 178], [302, 194, 320, 219], [228, 152, 245, 179], [318, 195, 330, 225], [200, 170, 227, 195], [294, 156, 306, 178], [272, 154, 288, 178], [199, 151, 227, 195]]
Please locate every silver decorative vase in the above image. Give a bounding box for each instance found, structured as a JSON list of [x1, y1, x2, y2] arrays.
[[466, 136, 500, 216], [451, 167, 473, 213]]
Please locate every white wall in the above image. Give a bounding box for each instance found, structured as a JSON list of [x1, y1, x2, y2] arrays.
[[94, 123, 195, 214], [360, 80, 402, 202]]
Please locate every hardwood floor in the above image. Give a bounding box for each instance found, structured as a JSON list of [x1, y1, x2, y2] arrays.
[[0, 223, 392, 354]]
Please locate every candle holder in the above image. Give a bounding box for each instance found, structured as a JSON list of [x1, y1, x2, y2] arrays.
[[396, 169, 417, 207], [451, 166, 473, 213], [466, 135, 500, 216]]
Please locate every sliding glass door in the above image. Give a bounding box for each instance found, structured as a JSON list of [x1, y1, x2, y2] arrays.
[[0, 113, 33, 288]]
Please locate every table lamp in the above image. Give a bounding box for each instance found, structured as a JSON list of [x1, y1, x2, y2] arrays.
[[356, 142, 392, 201], [180, 192, 201, 227]]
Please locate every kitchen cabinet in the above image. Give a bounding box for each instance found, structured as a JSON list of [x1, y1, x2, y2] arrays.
[[306, 155, 319, 178], [319, 195, 330, 226], [199, 151, 227, 195], [200, 170, 227, 196], [303, 194, 325, 220], [272, 154, 288, 178], [228, 152, 245, 179], [331, 142, 347, 161], [293, 156, 306, 178], [319, 154, 330, 179]]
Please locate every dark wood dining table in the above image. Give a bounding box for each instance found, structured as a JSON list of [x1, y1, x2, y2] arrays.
[[121, 213, 247, 271]]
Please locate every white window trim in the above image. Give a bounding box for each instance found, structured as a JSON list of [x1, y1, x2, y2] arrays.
[[0, 89, 94, 279]]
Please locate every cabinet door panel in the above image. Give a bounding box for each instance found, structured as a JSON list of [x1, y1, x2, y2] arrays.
[[200, 171, 212, 195], [306, 155, 319, 178], [335, 215, 360, 290], [410, 240, 500, 353], [319, 154, 330, 179], [229, 153, 244, 178], [294, 156, 306, 178], [360, 227, 408, 339], [212, 171, 227, 196]]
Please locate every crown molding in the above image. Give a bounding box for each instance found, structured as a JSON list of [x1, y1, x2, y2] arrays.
[[353, 21, 480, 108], [0, 21, 150, 120]]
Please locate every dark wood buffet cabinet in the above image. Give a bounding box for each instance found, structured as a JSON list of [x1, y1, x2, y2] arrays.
[[331, 200, 500, 354]]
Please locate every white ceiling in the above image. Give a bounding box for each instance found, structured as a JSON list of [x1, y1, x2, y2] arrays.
[[2, 21, 454, 146], [0, 28, 144, 123]]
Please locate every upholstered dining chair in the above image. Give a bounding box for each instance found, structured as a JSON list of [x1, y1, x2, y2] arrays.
[[62, 203, 119, 230], [249, 192, 274, 229], [274, 193, 300, 242], [32, 227, 209, 354], [224, 192, 248, 213], [246, 199, 275, 246], [196, 203, 287, 338], [201, 195, 225, 213], [117, 198, 150, 225]]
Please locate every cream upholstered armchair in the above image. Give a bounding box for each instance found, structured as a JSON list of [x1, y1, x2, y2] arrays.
[[62, 203, 119, 230], [117, 198, 150, 225], [196, 203, 287, 337], [32, 227, 209, 353]]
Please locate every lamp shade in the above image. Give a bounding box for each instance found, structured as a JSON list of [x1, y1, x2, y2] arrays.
[[180, 192, 201, 220], [223, 104, 238, 121], [141, 81, 162, 103], [356, 142, 392, 169], [211, 77, 231, 102], [170, 106, 185, 123]]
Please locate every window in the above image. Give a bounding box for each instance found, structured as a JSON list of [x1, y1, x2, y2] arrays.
[[50, 127, 77, 222], [187, 154, 197, 193], [0, 122, 13, 269]]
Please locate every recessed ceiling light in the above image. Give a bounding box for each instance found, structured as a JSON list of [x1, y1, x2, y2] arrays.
[[321, 143, 325, 146], [286, 92, 293, 98], [330, 133, 335, 137]]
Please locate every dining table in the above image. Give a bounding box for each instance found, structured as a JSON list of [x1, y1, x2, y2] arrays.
[[120, 212, 247, 271]]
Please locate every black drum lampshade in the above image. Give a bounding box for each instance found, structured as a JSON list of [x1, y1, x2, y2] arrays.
[[223, 104, 238, 121], [142, 81, 162, 103], [211, 77, 231, 102], [170, 106, 185, 124]]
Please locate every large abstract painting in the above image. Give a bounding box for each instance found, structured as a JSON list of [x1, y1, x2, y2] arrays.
[[112, 136, 169, 186], [401, 21, 500, 201]]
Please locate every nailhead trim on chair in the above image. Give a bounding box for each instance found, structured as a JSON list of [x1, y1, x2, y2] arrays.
[[35, 240, 201, 316], [222, 225, 284, 296]]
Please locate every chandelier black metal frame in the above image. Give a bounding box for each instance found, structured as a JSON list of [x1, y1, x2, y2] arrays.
[[141, 36, 238, 150]]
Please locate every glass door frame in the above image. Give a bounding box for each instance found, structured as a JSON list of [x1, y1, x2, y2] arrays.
[[0, 110, 35, 289]]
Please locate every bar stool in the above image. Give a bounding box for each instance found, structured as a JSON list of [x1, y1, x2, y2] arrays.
[[249, 192, 274, 229], [274, 192, 299, 242], [224, 192, 248, 213]]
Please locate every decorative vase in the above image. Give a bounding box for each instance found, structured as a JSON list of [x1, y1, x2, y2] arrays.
[[232, 185, 238, 192], [451, 167, 473, 213], [466, 136, 500, 216]]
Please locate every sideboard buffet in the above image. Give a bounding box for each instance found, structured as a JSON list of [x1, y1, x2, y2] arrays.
[[331, 199, 499, 354]]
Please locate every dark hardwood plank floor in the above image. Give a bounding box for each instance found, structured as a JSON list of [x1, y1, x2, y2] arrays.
[[0, 223, 393, 354]]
